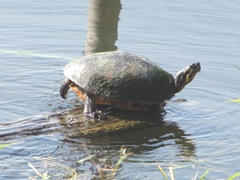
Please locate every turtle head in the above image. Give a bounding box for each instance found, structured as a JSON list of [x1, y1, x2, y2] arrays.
[[174, 62, 201, 94]]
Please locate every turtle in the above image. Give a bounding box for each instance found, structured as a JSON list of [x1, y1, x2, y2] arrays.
[[60, 51, 200, 118]]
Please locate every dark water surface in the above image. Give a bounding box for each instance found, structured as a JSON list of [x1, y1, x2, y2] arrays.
[[1, 1, 240, 179]]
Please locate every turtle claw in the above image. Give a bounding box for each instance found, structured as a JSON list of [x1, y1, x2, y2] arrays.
[[84, 111, 108, 121], [102, 107, 112, 115], [84, 112, 98, 119], [96, 111, 108, 120], [84, 106, 112, 120]]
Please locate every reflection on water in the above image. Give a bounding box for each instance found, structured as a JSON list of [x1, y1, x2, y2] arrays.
[[59, 107, 195, 156], [0, 106, 195, 158], [85, 0, 121, 55]]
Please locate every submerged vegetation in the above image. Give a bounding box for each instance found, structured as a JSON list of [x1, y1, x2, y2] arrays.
[[4, 146, 235, 179], [25, 148, 240, 180], [158, 165, 209, 180], [158, 165, 240, 180]]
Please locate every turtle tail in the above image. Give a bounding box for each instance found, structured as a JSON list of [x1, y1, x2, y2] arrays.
[[60, 78, 72, 99]]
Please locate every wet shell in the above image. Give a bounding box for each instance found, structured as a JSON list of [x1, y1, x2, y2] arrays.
[[63, 51, 175, 103]]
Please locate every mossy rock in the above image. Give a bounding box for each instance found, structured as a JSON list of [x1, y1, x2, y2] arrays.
[[59, 106, 157, 137]]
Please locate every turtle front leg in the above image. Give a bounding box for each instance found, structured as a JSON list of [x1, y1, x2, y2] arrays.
[[83, 95, 107, 120], [148, 104, 163, 117], [83, 95, 97, 118]]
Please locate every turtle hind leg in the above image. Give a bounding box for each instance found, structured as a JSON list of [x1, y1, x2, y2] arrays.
[[60, 78, 72, 99], [148, 104, 161, 117]]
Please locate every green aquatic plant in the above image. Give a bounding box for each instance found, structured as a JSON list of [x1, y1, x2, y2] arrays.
[[76, 154, 96, 164], [158, 164, 209, 180], [94, 147, 132, 180], [228, 172, 240, 180], [21, 149, 240, 179], [111, 148, 133, 178], [0, 142, 20, 174], [75, 147, 132, 179], [28, 157, 78, 180], [28, 162, 50, 180], [0, 143, 16, 149], [158, 164, 240, 180], [227, 99, 240, 103]]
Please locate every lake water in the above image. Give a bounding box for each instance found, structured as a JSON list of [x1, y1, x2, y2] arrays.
[[1, 0, 240, 179]]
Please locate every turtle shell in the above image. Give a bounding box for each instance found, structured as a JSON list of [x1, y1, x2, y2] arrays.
[[63, 51, 175, 103]]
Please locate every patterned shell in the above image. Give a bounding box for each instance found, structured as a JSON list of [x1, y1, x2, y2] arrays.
[[63, 51, 175, 103]]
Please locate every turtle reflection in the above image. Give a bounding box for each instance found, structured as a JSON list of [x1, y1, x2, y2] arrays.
[[57, 107, 196, 179], [59, 106, 196, 157]]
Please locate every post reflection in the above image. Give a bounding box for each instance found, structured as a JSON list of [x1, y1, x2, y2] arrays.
[[84, 0, 121, 55]]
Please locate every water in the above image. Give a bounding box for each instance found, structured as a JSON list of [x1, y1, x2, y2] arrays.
[[1, 0, 240, 179]]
